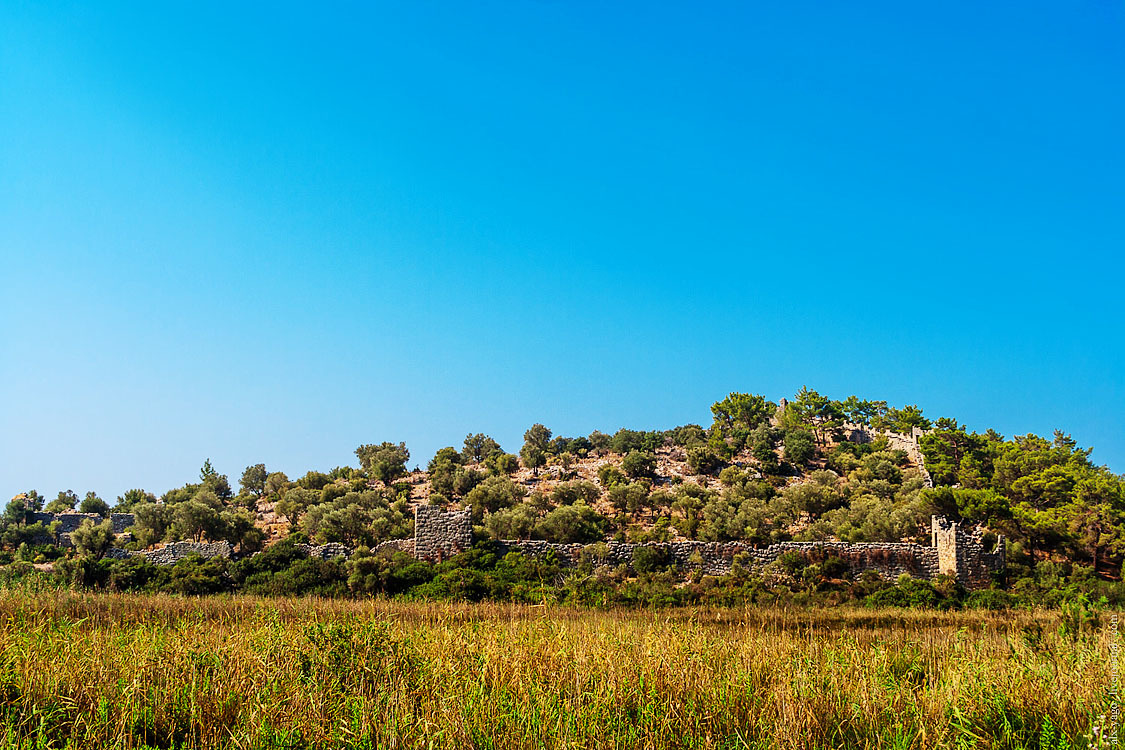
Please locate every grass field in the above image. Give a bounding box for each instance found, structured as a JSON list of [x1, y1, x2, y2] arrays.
[[0, 590, 1110, 749]]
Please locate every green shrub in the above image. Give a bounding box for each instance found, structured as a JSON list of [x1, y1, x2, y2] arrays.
[[632, 546, 671, 574]]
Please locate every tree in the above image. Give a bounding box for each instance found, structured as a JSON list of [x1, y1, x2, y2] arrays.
[[172, 491, 224, 542], [264, 472, 291, 496], [523, 424, 552, 452], [240, 464, 269, 496], [520, 446, 546, 475], [783, 387, 843, 445], [45, 490, 79, 513], [22, 491, 45, 512], [428, 447, 463, 470], [622, 451, 657, 479], [302, 503, 374, 547], [355, 442, 411, 485], [549, 481, 601, 507], [484, 504, 538, 540], [710, 393, 774, 434], [2, 492, 43, 527], [520, 424, 552, 476], [597, 464, 627, 488], [427, 447, 462, 496], [750, 426, 781, 475], [296, 471, 331, 491], [276, 487, 318, 527], [221, 507, 265, 553], [919, 425, 993, 488], [671, 424, 708, 448], [535, 503, 609, 543], [200, 459, 233, 499], [838, 396, 887, 426], [79, 492, 110, 517], [587, 431, 611, 454], [463, 434, 502, 463], [114, 489, 155, 512], [465, 476, 527, 522], [779, 471, 844, 517], [608, 482, 650, 516], [71, 518, 114, 559], [873, 405, 931, 434], [130, 501, 172, 548], [485, 452, 520, 476], [609, 429, 643, 454]]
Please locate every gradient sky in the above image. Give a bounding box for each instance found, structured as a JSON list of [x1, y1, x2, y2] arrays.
[[2, 1, 1123, 502]]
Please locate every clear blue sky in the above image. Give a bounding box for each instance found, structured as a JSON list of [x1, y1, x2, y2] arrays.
[[2, 1, 1123, 502]]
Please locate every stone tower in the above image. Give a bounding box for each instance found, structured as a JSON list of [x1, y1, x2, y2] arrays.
[[414, 505, 472, 562], [931, 515, 1005, 586]]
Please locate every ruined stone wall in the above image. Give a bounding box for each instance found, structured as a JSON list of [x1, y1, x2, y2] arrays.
[[489, 514, 1000, 587], [105, 541, 232, 564], [496, 539, 941, 580], [841, 423, 933, 487], [413, 506, 472, 561], [90, 509, 1002, 588]]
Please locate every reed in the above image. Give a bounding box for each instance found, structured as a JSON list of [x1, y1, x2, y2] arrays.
[[0, 590, 1109, 749]]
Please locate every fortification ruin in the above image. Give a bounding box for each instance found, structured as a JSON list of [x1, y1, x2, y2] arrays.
[[36, 416, 1001, 587], [50, 506, 1002, 588], [411, 507, 1004, 587]]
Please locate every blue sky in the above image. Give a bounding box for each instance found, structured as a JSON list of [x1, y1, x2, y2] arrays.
[[2, 1, 1123, 501]]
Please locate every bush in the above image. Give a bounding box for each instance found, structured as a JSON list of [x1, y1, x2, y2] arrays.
[[632, 546, 671, 574], [550, 481, 600, 507], [686, 447, 723, 476], [597, 464, 627, 488], [864, 576, 945, 609], [347, 548, 435, 596], [965, 588, 1018, 610], [784, 430, 815, 466], [164, 556, 231, 596]]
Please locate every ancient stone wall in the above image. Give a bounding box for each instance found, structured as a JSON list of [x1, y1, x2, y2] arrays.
[[496, 539, 941, 580], [841, 423, 933, 487], [105, 541, 232, 564], [482, 513, 1000, 587], [88, 508, 1003, 588], [413, 506, 472, 561]]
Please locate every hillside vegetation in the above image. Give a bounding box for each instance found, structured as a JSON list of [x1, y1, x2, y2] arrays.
[[3, 388, 1124, 606]]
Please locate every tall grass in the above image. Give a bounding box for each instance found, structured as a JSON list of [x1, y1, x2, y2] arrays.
[[0, 590, 1109, 749]]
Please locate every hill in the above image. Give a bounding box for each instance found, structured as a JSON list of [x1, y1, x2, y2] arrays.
[[4, 388, 1124, 605]]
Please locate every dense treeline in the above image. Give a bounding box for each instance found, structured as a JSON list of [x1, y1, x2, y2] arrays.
[[3, 387, 1124, 606]]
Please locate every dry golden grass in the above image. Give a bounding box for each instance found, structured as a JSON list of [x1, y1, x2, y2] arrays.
[[0, 591, 1110, 749]]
